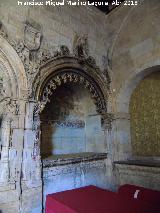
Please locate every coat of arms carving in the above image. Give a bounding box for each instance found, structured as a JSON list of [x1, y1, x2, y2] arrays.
[[73, 34, 89, 58], [24, 24, 41, 51]]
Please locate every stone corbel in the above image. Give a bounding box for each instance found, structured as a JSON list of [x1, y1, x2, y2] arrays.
[[32, 101, 46, 131], [101, 113, 114, 131], [33, 101, 46, 118]]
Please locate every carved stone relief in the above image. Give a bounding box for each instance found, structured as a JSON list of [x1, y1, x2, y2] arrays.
[[24, 23, 41, 51], [101, 113, 114, 131], [0, 77, 6, 101], [0, 22, 112, 132], [73, 34, 89, 58], [0, 23, 111, 102]]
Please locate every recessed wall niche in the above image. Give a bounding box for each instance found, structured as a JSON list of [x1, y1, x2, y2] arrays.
[[40, 83, 105, 159], [130, 72, 160, 157]]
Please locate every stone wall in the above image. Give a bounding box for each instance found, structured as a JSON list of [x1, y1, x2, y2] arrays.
[[43, 158, 108, 209], [106, 0, 160, 161], [41, 84, 105, 156], [115, 163, 160, 190]]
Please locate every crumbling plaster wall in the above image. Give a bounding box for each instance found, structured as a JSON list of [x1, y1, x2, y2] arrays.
[[0, 0, 160, 212]]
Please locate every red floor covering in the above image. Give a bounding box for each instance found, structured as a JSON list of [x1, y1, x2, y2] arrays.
[[45, 185, 159, 213]]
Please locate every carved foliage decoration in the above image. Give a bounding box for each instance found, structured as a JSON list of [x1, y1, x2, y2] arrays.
[[24, 23, 41, 51], [39, 71, 107, 116], [0, 22, 111, 102]]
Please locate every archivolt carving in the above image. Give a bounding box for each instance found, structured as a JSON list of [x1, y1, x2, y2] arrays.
[[0, 34, 28, 100], [41, 71, 106, 114], [0, 23, 110, 100], [9, 39, 72, 95], [0, 21, 7, 39]]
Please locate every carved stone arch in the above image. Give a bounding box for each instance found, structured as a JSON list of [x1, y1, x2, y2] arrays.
[[0, 35, 28, 186], [32, 56, 109, 116], [0, 35, 28, 102]]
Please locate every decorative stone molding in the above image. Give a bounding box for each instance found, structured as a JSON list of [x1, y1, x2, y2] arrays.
[[101, 113, 114, 131], [40, 71, 107, 114], [0, 31, 28, 101], [43, 159, 106, 178], [102, 55, 111, 89], [24, 23, 41, 51], [0, 23, 112, 131], [33, 101, 46, 118], [0, 77, 7, 102], [41, 119, 85, 129], [6, 100, 20, 116], [43, 153, 107, 168], [0, 23, 110, 99], [0, 98, 19, 116], [36, 45, 70, 67]]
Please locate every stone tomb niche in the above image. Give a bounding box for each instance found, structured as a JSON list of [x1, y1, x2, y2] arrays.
[[40, 83, 106, 159], [41, 83, 107, 206]]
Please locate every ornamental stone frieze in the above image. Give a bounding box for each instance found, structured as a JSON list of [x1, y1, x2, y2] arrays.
[[0, 22, 111, 98], [0, 98, 19, 117], [0, 22, 113, 130]]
